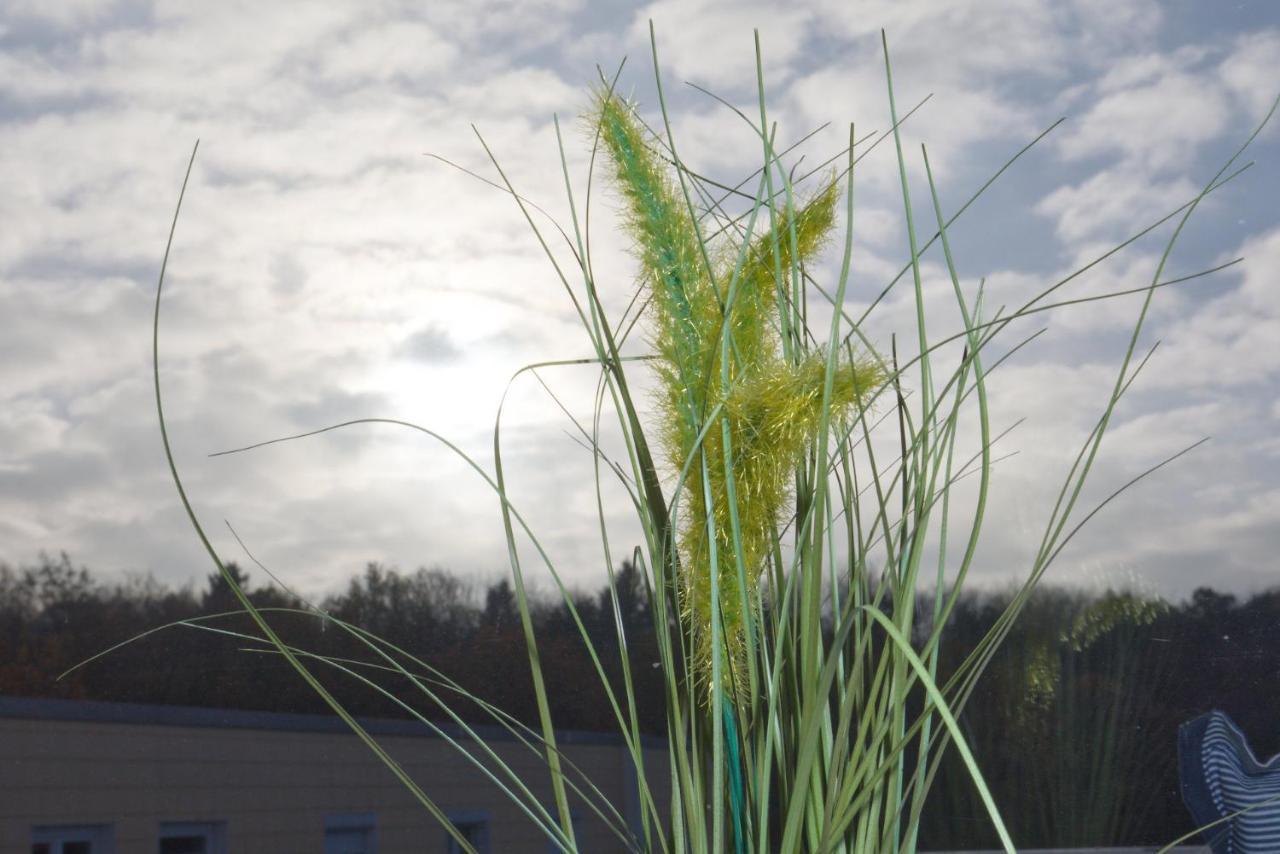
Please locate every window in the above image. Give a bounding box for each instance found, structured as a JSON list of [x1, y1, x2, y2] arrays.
[[324, 813, 377, 854], [444, 811, 489, 854], [157, 822, 226, 854], [31, 825, 114, 854]]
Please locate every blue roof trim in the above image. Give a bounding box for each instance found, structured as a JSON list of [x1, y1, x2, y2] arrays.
[[0, 695, 665, 749]]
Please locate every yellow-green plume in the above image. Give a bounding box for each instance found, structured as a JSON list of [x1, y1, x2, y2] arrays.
[[592, 90, 885, 701]]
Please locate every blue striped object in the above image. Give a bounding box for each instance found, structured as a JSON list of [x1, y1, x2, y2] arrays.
[[1179, 710, 1280, 852]]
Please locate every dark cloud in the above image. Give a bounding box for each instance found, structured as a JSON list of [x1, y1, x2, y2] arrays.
[[283, 387, 391, 428], [0, 0, 155, 52], [269, 252, 308, 298], [398, 324, 462, 363], [2, 449, 111, 502], [7, 252, 154, 283]]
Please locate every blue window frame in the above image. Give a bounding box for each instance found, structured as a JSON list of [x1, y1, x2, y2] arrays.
[[31, 825, 114, 854], [157, 821, 226, 854], [325, 812, 377, 854]]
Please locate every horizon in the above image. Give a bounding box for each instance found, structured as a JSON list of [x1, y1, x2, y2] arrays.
[[4, 547, 1273, 608]]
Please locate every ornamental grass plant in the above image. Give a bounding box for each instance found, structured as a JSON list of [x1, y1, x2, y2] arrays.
[[110, 26, 1277, 854]]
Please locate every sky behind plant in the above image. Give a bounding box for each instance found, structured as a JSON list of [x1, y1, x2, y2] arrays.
[[1, 0, 1277, 601]]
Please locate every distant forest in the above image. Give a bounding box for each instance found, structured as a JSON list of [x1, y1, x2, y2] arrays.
[[3, 551, 1277, 848]]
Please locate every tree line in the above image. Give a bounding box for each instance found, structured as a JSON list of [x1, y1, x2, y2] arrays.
[[2, 551, 1275, 848]]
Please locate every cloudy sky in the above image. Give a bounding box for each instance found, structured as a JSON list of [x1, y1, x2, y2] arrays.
[[1, 0, 1277, 603]]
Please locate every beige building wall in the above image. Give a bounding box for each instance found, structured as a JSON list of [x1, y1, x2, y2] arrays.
[[1, 696, 670, 853]]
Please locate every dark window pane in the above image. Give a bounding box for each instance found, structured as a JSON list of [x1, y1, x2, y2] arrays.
[[446, 820, 486, 854], [159, 836, 206, 854], [324, 827, 370, 854], [31, 845, 51, 854], [64, 844, 91, 854]]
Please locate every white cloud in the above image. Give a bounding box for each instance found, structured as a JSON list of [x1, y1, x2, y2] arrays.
[[317, 21, 459, 86], [0, 396, 70, 461], [630, 0, 814, 90], [1219, 29, 1280, 121], [1035, 167, 1200, 245], [1037, 29, 1279, 249], [1056, 50, 1230, 171], [1141, 225, 1280, 391]]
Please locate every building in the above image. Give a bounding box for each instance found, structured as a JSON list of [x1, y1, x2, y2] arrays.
[[2, 695, 668, 853]]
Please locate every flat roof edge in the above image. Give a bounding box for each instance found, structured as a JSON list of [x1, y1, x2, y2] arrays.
[[0, 695, 665, 749]]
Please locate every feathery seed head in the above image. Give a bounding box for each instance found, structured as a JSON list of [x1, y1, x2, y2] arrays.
[[591, 91, 886, 703]]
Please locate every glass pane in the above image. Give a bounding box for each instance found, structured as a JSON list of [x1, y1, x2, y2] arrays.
[[446, 821, 485, 854], [63, 844, 91, 854], [324, 828, 369, 854], [31, 845, 51, 854], [159, 836, 206, 854]]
